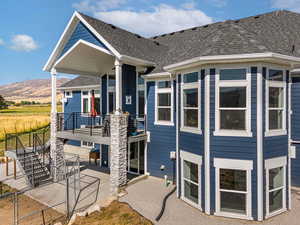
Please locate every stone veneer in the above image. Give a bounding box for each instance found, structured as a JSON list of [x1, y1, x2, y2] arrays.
[[50, 112, 65, 182], [110, 113, 128, 196]]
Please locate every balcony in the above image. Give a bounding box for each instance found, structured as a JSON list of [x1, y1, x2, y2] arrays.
[[56, 112, 146, 145]]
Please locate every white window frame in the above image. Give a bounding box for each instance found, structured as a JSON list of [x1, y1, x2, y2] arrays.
[[65, 91, 73, 98], [265, 156, 287, 218], [81, 141, 95, 149], [81, 90, 100, 114], [214, 158, 253, 220], [154, 79, 174, 126], [136, 72, 145, 120], [180, 150, 202, 210], [265, 68, 287, 137], [214, 66, 252, 137], [180, 71, 201, 134]]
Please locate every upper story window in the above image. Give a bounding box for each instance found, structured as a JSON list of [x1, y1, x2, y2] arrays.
[[82, 90, 100, 114], [64, 91, 73, 98], [265, 69, 286, 136], [215, 68, 252, 137], [155, 80, 173, 125], [137, 73, 145, 118], [181, 72, 200, 133]]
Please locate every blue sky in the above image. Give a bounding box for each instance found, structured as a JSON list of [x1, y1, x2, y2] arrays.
[[0, 0, 298, 85]]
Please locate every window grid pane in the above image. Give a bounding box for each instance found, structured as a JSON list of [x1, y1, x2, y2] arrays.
[[220, 169, 247, 192], [183, 72, 198, 83], [220, 69, 247, 80], [220, 87, 246, 108], [269, 110, 283, 130], [158, 93, 171, 107], [158, 108, 171, 121], [220, 109, 246, 130]]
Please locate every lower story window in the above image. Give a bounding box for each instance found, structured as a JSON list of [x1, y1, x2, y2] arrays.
[[214, 158, 253, 220], [265, 156, 287, 217], [180, 150, 202, 209]]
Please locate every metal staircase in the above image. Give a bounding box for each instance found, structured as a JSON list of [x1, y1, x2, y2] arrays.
[[5, 126, 53, 188]]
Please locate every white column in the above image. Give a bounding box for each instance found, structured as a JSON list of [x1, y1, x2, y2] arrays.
[[115, 59, 122, 114], [51, 68, 57, 114]]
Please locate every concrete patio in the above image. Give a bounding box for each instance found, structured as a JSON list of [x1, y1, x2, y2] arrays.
[[121, 176, 300, 225]]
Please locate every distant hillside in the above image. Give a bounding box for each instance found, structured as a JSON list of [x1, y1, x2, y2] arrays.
[[0, 78, 70, 103]]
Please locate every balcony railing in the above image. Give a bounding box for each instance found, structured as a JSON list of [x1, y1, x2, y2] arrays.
[[57, 112, 146, 137]]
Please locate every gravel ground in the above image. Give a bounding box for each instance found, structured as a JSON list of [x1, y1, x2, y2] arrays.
[[121, 177, 300, 225]]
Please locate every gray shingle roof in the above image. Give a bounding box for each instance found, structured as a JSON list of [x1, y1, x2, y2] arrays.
[[60, 76, 101, 88], [78, 10, 300, 75]]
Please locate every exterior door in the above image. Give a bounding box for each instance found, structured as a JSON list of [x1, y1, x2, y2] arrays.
[[128, 141, 145, 174]]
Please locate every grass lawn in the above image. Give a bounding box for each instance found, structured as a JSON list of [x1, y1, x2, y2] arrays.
[[0, 105, 61, 155], [73, 201, 153, 225]]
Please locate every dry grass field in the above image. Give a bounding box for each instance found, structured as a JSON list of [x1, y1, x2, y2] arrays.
[[0, 105, 61, 155]]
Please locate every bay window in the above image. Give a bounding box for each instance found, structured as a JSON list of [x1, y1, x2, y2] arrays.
[[266, 69, 286, 136], [215, 68, 251, 136], [265, 157, 287, 217], [181, 72, 200, 132], [155, 80, 173, 125]]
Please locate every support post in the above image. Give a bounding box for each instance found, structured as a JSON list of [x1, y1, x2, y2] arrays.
[[110, 113, 128, 196], [13, 160, 16, 180], [6, 157, 8, 176], [115, 59, 122, 114]]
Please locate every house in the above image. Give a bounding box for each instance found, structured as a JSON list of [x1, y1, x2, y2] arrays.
[[43, 10, 300, 221]]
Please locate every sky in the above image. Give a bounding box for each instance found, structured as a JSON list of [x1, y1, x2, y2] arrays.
[[0, 0, 299, 85]]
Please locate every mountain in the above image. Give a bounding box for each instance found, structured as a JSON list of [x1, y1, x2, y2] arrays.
[[0, 78, 70, 103]]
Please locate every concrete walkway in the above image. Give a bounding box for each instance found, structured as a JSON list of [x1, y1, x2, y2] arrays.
[[121, 176, 300, 225], [0, 160, 111, 214]]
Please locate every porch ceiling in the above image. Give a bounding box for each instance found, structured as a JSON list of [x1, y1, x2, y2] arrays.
[[54, 40, 115, 76]]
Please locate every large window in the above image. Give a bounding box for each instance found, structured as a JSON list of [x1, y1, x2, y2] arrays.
[[215, 68, 251, 136], [180, 150, 202, 209], [214, 158, 253, 220], [181, 72, 200, 133], [155, 80, 173, 125], [266, 69, 286, 136], [81, 90, 100, 114], [137, 73, 145, 118], [265, 157, 287, 218]]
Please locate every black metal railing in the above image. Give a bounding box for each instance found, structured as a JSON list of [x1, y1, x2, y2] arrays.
[[57, 112, 146, 137]]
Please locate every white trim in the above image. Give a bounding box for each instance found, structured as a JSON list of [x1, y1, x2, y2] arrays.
[[164, 52, 300, 72], [214, 158, 253, 220], [119, 54, 156, 67], [58, 85, 101, 91], [214, 66, 252, 137], [265, 68, 287, 136], [265, 156, 287, 218], [142, 72, 171, 80], [180, 71, 202, 134], [176, 74, 180, 198], [257, 66, 264, 221], [180, 150, 202, 210], [204, 69, 210, 214], [154, 79, 174, 126], [288, 72, 292, 210]]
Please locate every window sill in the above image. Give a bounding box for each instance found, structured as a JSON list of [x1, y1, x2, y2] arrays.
[[154, 121, 174, 126], [265, 130, 287, 137], [180, 127, 202, 135], [214, 212, 253, 221], [213, 130, 253, 137], [265, 207, 287, 219]]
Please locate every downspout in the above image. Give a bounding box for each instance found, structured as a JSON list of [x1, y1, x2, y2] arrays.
[[288, 70, 292, 210]]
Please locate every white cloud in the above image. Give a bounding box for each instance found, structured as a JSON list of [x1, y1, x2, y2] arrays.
[[0, 38, 4, 46], [73, 0, 127, 12], [10, 35, 38, 52], [272, 0, 300, 11], [207, 0, 227, 8], [93, 4, 213, 37]]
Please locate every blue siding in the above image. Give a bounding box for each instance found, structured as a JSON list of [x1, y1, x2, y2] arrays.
[[291, 77, 300, 140], [59, 22, 108, 58], [291, 144, 300, 187], [64, 91, 81, 114], [146, 81, 176, 179], [209, 67, 258, 219], [122, 64, 137, 115], [67, 140, 81, 146]]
